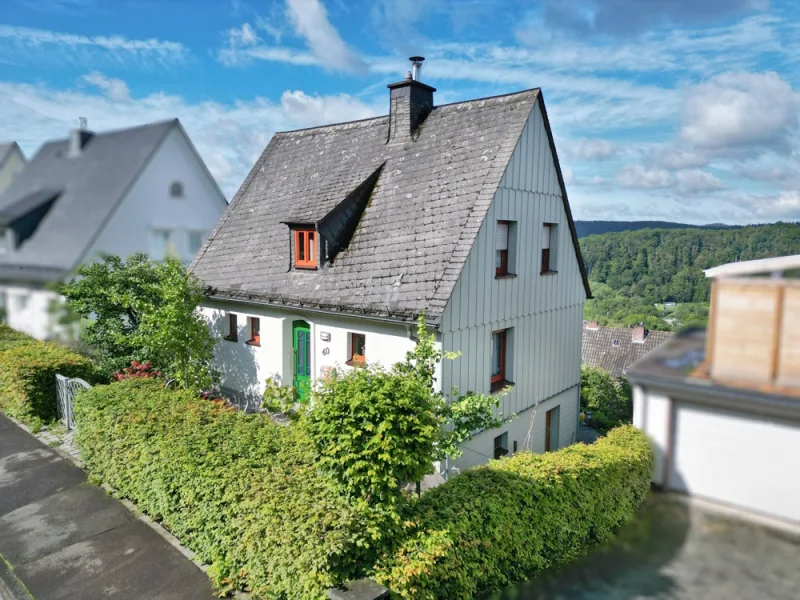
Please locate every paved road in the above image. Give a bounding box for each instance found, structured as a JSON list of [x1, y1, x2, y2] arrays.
[[493, 493, 800, 600], [0, 414, 216, 600]]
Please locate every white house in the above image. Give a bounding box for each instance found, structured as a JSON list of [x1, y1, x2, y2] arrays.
[[0, 120, 227, 339], [0, 143, 25, 195], [191, 58, 591, 471], [629, 254, 800, 526]]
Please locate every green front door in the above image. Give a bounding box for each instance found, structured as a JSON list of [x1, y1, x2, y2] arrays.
[[292, 320, 311, 401]]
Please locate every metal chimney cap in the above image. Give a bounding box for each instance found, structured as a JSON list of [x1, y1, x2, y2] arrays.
[[409, 56, 425, 63]]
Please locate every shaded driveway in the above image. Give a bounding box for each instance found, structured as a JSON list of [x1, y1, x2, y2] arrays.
[[493, 493, 800, 600], [0, 414, 215, 600]]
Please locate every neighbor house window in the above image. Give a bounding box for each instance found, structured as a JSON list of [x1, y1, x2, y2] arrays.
[[491, 329, 507, 391], [612, 339, 620, 347], [494, 432, 508, 459], [294, 228, 317, 269], [541, 223, 557, 273], [247, 317, 260, 346], [347, 333, 366, 367], [151, 229, 172, 260], [188, 231, 205, 256], [496, 220, 509, 276], [170, 181, 184, 198], [225, 313, 238, 342]]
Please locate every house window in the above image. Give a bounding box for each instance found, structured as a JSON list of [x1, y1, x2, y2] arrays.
[[541, 223, 557, 274], [491, 329, 508, 391], [493, 432, 508, 459], [0, 228, 14, 255], [495, 221, 509, 276], [170, 181, 184, 198], [188, 231, 205, 256], [224, 313, 238, 342], [151, 229, 172, 259], [347, 332, 366, 366], [513, 440, 518, 454], [612, 339, 620, 347], [294, 228, 317, 269], [247, 317, 260, 346], [545, 406, 560, 452]]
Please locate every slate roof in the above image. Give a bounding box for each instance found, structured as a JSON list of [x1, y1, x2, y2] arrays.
[[192, 88, 590, 324], [0, 120, 177, 281], [581, 324, 672, 377]]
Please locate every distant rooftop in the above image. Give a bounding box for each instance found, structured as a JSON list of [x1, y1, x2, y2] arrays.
[[582, 323, 671, 377], [704, 254, 800, 279]]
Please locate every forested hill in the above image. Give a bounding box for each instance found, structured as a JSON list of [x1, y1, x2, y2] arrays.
[[575, 220, 741, 238], [581, 222, 800, 304]]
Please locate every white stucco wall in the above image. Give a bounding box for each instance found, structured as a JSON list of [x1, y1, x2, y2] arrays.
[[0, 148, 25, 195], [0, 283, 73, 340], [87, 125, 226, 264], [200, 299, 427, 403], [634, 384, 800, 524]]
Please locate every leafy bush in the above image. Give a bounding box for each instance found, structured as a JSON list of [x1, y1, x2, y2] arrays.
[[580, 365, 633, 432], [0, 324, 36, 352], [0, 341, 99, 423], [374, 426, 653, 599], [111, 360, 162, 381], [73, 379, 394, 599]]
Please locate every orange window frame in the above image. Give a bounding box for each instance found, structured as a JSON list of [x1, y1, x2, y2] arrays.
[[247, 317, 260, 346], [294, 228, 317, 269]]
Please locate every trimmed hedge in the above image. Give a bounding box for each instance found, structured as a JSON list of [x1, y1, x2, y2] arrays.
[[0, 324, 36, 352], [73, 379, 394, 599], [374, 426, 653, 599], [0, 339, 99, 423], [73, 378, 652, 599]]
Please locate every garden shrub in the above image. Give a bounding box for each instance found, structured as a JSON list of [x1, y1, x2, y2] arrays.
[[73, 379, 395, 599], [0, 340, 99, 423], [0, 324, 36, 352], [374, 426, 653, 599]]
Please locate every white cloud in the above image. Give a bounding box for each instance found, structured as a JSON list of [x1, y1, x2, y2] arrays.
[[674, 169, 726, 193], [616, 165, 673, 189], [285, 0, 368, 72], [681, 71, 799, 153], [80, 71, 130, 101], [0, 75, 379, 198], [567, 138, 618, 160], [651, 146, 710, 170], [0, 24, 188, 66]]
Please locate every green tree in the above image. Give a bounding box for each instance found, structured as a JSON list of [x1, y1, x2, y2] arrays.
[[304, 315, 503, 505], [61, 254, 216, 389], [580, 365, 632, 433], [135, 259, 217, 391]]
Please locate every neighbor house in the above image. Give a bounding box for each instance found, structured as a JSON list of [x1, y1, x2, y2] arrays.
[[0, 143, 25, 195], [629, 254, 800, 525], [0, 120, 227, 339], [191, 58, 591, 471], [582, 321, 671, 377]]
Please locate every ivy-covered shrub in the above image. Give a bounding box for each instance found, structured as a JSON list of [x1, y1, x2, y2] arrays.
[[374, 426, 653, 599], [73, 379, 394, 598], [0, 340, 99, 423], [0, 324, 36, 352]]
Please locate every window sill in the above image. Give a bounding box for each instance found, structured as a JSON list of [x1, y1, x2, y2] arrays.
[[540, 270, 558, 276], [345, 359, 366, 368], [294, 265, 318, 270], [491, 379, 514, 394], [246, 339, 261, 347], [495, 273, 517, 280], [223, 335, 238, 342]]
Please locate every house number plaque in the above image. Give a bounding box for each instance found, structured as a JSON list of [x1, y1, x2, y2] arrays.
[[322, 347, 330, 355], [320, 331, 331, 342]]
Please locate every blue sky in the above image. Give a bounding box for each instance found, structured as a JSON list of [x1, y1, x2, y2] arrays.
[[0, 0, 798, 224]]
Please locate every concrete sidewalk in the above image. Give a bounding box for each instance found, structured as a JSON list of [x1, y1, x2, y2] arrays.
[[0, 414, 215, 600]]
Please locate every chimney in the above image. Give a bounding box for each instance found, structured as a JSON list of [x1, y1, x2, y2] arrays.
[[586, 320, 599, 330], [633, 324, 646, 343], [387, 56, 435, 143], [68, 117, 93, 158]]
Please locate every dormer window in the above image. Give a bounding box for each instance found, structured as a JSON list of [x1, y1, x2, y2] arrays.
[[294, 228, 317, 269], [170, 182, 184, 198]]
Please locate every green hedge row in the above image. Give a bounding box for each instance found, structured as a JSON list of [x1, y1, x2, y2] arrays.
[[0, 324, 36, 352], [374, 425, 653, 599], [0, 337, 99, 424], [73, 379, 393, 599]]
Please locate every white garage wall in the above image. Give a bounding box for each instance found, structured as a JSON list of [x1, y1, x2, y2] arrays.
[[671, 403, 800, 524], [633, 384, 672, 486]]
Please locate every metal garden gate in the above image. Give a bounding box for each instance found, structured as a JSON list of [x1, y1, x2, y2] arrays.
[[55, 374, 91, 431]]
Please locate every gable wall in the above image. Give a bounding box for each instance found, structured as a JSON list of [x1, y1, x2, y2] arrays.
[[87, 127, 226, 265], [440, 99, 585, 468], [0, 148, 25, 195]]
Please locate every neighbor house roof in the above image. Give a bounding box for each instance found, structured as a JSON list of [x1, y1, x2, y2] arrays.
[[0, 120, 178, 282], [582, 324, 672, 377], [704, 254, 800, 279], [191, 88, 590, 324], [0, 143, 22, 169]]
